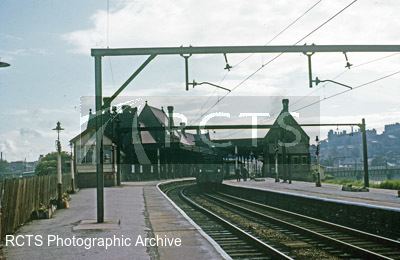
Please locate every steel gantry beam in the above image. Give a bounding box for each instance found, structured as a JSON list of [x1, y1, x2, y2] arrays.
[[92, 45, 400, 56], [139, 123, 362, 131], [92, 44, 397, 222]]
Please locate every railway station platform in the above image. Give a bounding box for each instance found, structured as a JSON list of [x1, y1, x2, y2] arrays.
[[3, 179, 225, 260], [224, 178, 400, 210]]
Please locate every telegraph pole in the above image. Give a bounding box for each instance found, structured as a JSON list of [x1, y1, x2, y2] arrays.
[[53, 122, 64, 207], [361, 118, 369, 188]]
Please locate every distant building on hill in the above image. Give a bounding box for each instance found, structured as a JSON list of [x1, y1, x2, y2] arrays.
[[320, 122, 400, 167]]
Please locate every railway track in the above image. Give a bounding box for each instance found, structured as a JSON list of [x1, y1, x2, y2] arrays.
[[163, 183, 293, 259], [201, 191, 400, 259], [162, 183, 400, 259]]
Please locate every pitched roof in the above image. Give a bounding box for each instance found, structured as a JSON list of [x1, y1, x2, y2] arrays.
[[264, 99, 309, 143], [148, 106, 168, 127], [137, 122, 157, 144], [70, 128, 113, 146], [180, 132, 196, 146], [139, 103, 182, 144]]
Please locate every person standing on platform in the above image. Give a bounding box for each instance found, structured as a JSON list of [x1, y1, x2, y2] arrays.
[[242, 165, 248, 182], [235, 168, 241, 182]]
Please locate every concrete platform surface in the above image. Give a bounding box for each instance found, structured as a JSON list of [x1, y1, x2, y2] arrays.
[[224, 178, 400, 210], [3, 180, 224, 260]]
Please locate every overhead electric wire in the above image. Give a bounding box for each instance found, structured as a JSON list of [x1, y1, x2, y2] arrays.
[[191, 72, 231, 124], [290, 52, 400, 109], [353, 53, 400, 68], [228, 0, 359, 94], [233, 0, 323, 68], [106, 0, 110, 48], [293, 69, 400, 112], [194, 0, 358, 123], [191, 0, 323, 125], [214, 116, 277, 139], [107, 57, 116, 87], [218, 47, 394, 138], [105, 0, 117, 97]]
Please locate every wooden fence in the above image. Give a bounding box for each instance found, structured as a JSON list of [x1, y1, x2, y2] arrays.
[[0, 173, 73, 238]]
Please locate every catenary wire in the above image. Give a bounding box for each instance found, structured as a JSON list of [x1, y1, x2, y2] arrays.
[[218, 69, 400, 139], [191, 0, 323, 124], [194, 0, 358, 123], [233, 0, 323, 68], [293, 69, 400, 112], [290, 52, 400, 109]]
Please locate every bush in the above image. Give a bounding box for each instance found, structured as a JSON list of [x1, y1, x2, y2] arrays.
[[372, 180, 400, 190], [325, 179, 400, 190], [35, 151, 71, 175], [324, 179, 364, 186], [323, 174, 334, 180]]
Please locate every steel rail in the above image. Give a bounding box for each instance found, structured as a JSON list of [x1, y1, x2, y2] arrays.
[[217, 192, 400, 248], [205, 193, 399, 260], [180, 188, 293, 260]]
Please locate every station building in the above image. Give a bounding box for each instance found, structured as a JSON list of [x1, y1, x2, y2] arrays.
[[70, 99, 312, 187], [263, 99, 312, 181], [70, 102, 220, 187]]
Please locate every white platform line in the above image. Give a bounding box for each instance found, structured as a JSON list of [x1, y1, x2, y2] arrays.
[[156, 179, 232, 260]]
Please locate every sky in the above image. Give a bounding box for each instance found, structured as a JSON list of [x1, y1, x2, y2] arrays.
[[1, 0, 400, 161]]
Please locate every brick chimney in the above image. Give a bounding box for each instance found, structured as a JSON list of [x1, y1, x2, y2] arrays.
[[180, 122, 186, 134], [103, 97, 111, 111], [282, 99, 289, 112], [167, 106, 174, 129]]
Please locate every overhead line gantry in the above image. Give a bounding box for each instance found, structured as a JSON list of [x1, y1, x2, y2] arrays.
[[91, 44, 400, 223]]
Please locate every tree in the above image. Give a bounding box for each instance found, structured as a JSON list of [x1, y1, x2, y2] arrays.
[[35, 151, 71, 175], [0, 159, 8, 174]]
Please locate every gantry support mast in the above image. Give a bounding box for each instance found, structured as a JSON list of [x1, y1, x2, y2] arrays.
[[92, 44, 400, 222]]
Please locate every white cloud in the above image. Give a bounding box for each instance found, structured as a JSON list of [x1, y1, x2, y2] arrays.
[[62, 0, 400, 100], [62, 0, 330, 52], [63, 1, 400, 51], [0, 48, 51, 62], [21, 0, 400, 159], [0, 106, 81, 161], [0, 33, 23, 41]]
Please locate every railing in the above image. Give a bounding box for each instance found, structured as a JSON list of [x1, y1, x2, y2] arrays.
[[0, 173, 74, 238], [325, 167, 400, 181]]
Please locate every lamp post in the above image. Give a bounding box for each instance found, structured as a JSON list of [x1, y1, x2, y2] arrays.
[[274, 144, 279, 182], [52, 122, 64, 207], [157, 148, 161, 180], [234, 145, 238, 172], [0, 61, 10, 68], [315, 136, 321, 187], [111, 110, 121, 186], [69, 142, 75, 193]]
